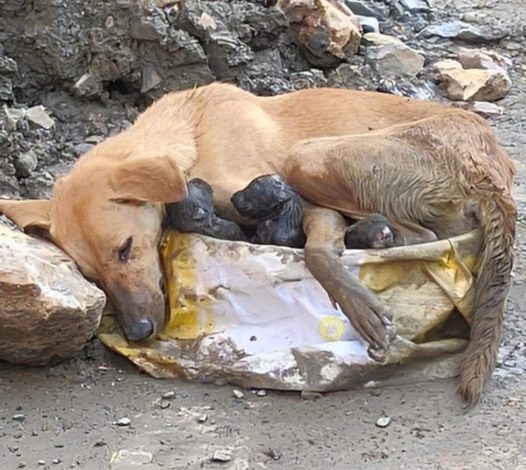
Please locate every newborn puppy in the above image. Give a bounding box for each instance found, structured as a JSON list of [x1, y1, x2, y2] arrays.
[[345, 214, 395, 249], [231, 174, 306, 248], [165, 178, 247, 241]]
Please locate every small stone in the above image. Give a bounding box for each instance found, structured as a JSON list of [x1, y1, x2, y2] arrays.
[[263, 448, 282, 461], [52, 458, 61, 465], [232, 389, 244, 399], [344, 0, 387, 19], [212, 449, 232, 462], [357, 15, 379, 34], [197, 414, 208, 423], [256, 389, 267, 397], [141, 64, 163, 93], [37, 460, 45, 466], [470, 101, 504, 118], [421, 21, 507, 43], [26, 105, 54, 130], [115, 417, 131, 427], [300, 391, 323, 400], [12, 414, 26, 422], [503, 359, 517, 368], [362, 33, 424, 76], [376, 416, 391, 428], [15, 150, 38, 178], [400, 0, 431, 13], [160, 399, 171, 409]]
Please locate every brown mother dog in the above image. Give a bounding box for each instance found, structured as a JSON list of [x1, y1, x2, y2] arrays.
[[0, 83, 516, 407]]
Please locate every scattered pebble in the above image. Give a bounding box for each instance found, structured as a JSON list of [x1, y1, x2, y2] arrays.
[[263, 448, 282, 461], [52, 458, 61, 465], [37, 460, 45, 466], [301, 391, 323, 400], [12, 414, 26, 423], [232, 389, 244, 399], [212, 449, 232, 462], [115, 417, 131, 427], [160, 399, 171, 409], [162, 391, 176, 399], [376, 416, 391, 428], [256, 389, 267, 397], [197, 414, 208, 423]]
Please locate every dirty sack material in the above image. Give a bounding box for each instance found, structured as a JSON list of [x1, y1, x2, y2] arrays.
[[97, 229, 482, 391]]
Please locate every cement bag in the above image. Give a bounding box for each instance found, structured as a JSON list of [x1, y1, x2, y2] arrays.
[[97, 229, 482, 392]]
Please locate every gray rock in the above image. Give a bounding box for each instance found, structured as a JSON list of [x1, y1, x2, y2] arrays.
[[421, 21, 507, 43], [0, 220, 106, 365], [470, 101, 504, 118], [15, 150, 38, 178], [362, 33, 425, 76], [0, 55, 18, 74], [130, 13, 169, 41], [345, 0, 388, 19], [399, 0, 432, 13], [290, 69, 328, 90], [0, 76, 13, 101], [357, 15, 380, 34]]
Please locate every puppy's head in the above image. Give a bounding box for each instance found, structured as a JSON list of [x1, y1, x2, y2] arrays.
[[231, 174, 295, 220]]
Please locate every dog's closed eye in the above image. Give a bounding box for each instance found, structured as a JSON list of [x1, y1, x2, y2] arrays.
[[118, 236, 133, 262]]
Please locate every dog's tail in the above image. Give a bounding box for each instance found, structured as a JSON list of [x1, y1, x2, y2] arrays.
[[458, 189, 516, 408]]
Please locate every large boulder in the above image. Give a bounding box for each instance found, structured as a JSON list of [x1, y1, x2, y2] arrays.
[[0, 218, 106, 365], [280, 0, 362, 68]]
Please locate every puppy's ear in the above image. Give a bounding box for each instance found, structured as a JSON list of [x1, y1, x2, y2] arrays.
[[0, 199, 52, 238], [109, 156, 188, 204]]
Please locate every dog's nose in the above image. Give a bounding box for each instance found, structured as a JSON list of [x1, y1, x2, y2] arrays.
[[126, 318, 154, 341]]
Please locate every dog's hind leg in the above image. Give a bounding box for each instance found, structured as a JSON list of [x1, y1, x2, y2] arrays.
[[302, 203, 393, 359]]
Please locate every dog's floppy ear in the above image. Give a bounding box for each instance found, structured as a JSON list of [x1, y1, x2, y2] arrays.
[[0, 199, 52, 237], [109, 156, 188, 204]]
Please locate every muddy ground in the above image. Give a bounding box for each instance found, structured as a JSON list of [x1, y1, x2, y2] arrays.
[[1, 0, 526, 469]]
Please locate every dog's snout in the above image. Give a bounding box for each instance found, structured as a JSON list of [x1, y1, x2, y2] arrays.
[[126, 318, 154, 341]]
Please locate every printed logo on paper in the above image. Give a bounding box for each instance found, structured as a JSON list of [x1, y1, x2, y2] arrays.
[[319, 315, 345, 342]]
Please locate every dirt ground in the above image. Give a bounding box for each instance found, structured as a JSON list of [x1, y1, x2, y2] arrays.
[[2, 0, 526, 469]]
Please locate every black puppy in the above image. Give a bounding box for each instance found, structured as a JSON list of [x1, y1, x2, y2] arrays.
[[165, 178, 247, 241], [231, 174, 306, 248], [344, 214, 395, 249]]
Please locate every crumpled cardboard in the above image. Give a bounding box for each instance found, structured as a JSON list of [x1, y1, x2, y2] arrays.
[[97, 229, 482, 392]]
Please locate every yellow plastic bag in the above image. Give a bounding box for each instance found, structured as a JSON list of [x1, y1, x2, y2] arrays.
[[97, 229, 482, 391]]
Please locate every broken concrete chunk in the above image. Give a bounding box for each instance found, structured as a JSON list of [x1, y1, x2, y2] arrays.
[[362, 32, 424, 76], [0, 220, 106, 365]]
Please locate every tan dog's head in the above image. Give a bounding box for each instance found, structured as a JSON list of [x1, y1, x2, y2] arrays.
[[0, 150, 188, 342]]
